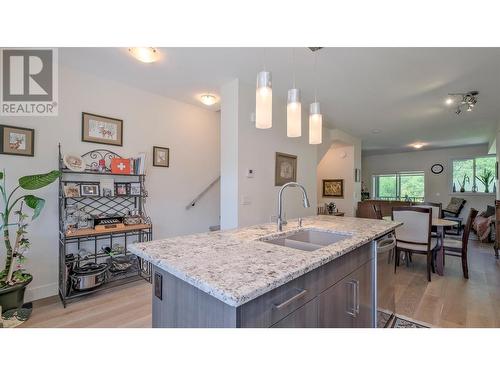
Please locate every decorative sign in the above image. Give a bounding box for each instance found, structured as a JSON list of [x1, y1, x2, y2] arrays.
[[110, 158, 131, 174]]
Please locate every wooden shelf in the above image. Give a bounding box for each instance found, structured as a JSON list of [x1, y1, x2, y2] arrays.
[[64, 223, 151, 238]]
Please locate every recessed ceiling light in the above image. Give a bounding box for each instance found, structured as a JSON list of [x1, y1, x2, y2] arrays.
[[200, 94, 218, 106], [371, 129, 382, 134], [445, 98, 454, 105], [128, 47, 159, 63]]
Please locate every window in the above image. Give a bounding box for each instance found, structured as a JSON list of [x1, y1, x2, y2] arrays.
[[452, 156, 496, 193], [373, 172, 425, 202]]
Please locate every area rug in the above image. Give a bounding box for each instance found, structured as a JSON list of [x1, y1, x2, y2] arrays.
[[0, 302, 33, 328], [391, 315, 430, 328]]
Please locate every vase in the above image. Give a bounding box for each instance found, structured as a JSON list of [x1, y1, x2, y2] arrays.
[[453, 183, 456, 193], [0, 275, 32, 313], [494, 183, 496, 193], [460, 187, 465, 193]]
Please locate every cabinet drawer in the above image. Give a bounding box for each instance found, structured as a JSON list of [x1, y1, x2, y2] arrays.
[[237, 270, 320, 328], [271, 297, 318, 328]]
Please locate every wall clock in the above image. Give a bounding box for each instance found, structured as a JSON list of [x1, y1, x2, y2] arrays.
[[431, 163, 444, 174]]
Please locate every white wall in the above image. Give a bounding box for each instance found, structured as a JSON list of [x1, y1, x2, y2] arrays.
[[220, 79, 317, 229], [0, 65, 220, 301], [317, 144, 356, 216], [362, 144, 495, 219]]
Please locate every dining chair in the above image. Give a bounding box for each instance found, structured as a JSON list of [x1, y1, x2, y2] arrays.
[[417, 202, 442, 218], [442, 208, 478, 279], [372, 204, 383, 220], [392, 206, 440, 281]]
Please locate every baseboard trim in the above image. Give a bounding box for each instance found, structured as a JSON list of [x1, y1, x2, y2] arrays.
[[25, 282, 58, 302]]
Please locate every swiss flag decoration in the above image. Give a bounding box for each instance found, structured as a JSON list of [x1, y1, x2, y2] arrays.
[[110, 158, 131, 174]]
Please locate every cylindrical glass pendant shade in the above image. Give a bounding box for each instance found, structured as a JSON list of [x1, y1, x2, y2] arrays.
[[256, 71, 272, 129], [309, 102, 322, 144], [287, 88, 302, 137]]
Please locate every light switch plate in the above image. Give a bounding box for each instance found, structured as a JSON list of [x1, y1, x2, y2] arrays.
[[246, 169, 255, 178], [241, 195, 251, 205]]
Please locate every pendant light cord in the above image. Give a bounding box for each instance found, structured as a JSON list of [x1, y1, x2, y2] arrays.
[[292, 48, 296, 89], [314, 52, 318, 102]]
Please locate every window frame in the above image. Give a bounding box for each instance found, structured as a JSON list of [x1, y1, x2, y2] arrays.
[[372, 171, 425, 202], [450, 155, 497, 195]]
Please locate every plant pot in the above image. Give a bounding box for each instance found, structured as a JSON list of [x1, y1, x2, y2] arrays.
[[460, 188, 465, 193], [0, 275, 32, 313]]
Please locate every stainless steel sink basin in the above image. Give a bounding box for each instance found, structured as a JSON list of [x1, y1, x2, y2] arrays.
[[261, 228, 352, 251]]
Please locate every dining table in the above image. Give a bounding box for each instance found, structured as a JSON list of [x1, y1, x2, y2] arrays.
[[382, 216, 457, 276]]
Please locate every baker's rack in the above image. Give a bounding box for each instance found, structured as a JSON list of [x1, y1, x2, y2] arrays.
[[58, 144, 152, 307]]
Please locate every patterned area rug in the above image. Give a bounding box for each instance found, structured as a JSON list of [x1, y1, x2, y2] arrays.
[[391, 315, 430, 328], [0, 303, 33, 328]]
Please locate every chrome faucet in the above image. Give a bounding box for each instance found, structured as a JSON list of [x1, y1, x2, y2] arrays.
[[277, 182, 310, 231]]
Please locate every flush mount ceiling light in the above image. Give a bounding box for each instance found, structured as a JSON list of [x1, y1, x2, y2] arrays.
[[446, 91, 479, 115], [200, 94, 217, 106], [411, 142, 426, 149], [128, 47, 159, 63]]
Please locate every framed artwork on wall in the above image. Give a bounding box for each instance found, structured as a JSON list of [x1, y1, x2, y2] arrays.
[[275, 152, 297, 186], [0, 124, 35, 157], [323, 179, 344, 198], [153, 146, 169, 167], [82, 112, 123, 146]]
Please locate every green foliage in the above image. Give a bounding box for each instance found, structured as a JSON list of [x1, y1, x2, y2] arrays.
[[376, 173, 424, 201], [18, 170, 61, 190], [1, 169, 60, 286], [0, 171, 3, 180], [23, 195, 45, 220]]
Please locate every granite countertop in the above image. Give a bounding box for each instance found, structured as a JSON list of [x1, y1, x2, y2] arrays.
[[128, 216, 400, 307]]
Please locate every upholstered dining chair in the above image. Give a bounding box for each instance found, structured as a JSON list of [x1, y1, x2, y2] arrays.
[[416, 202, 442, 218], [392, 206, 440, 281], [442, 208, 478, 279]]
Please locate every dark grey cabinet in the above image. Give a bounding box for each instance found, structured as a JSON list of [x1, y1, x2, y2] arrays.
[[271, 297, 319, 328], [152, 241, 376, 328], [316, 259, 374, 328]]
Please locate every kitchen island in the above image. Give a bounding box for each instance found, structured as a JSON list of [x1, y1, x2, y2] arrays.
[[129, 216, 400, 328]]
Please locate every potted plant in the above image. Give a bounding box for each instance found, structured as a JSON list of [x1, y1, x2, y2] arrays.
[[476, 169, 494, 193], [0, 169, 61, 312], [457, 175, 469, 193]]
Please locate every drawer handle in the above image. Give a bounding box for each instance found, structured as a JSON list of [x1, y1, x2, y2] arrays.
[[273, 289, 307, 310]]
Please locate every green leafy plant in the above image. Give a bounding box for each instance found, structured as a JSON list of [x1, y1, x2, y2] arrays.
[[475, 169, 494, 193], [457, 174, 469, 193], [0, 169, 61, 288]]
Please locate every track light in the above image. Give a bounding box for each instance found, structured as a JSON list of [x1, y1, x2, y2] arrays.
[[447, 91, 479, 115]]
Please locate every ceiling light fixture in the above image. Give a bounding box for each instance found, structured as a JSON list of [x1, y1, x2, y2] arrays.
[[446, 91, 479, 115], [411, 142, 425, 149], [309, 49, 322, 144], [287, 49, 301, 137], [128, 47, 159, 63], [200, 94, 217, 106]]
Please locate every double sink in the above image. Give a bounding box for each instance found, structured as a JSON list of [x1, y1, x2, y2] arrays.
[[260, 228, 352, 252]]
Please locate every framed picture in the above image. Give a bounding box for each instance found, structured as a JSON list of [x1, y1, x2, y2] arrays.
[[82, 112, 123, 146], [275, 152, 297, 186], [153, 146, 169, 167], [323, 179, 344, 198], [129, 182, 141, 196], [63, 184, 80, 198], [80, 183, 100, 197], [0, 125, 35, 157], [115, 183, 128, 196], [99, 178, 115, 197]]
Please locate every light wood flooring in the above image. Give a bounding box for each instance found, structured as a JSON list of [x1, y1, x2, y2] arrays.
[[21, 239, 500, 328]]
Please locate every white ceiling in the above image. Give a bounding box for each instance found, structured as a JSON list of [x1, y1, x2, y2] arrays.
[[60, 47, 500, 154]]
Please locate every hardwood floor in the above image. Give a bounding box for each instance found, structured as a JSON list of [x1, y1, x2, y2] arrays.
[[394, 239, 500, 327], [21, 239, 500, 328]]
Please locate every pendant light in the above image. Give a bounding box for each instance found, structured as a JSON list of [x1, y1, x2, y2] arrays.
[[309, 51, 322, 144], [287, 49, 301, 137], [256, 51, 272, 129]]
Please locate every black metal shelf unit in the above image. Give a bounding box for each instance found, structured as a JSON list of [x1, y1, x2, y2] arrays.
[[58, 145, 152, 307]]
